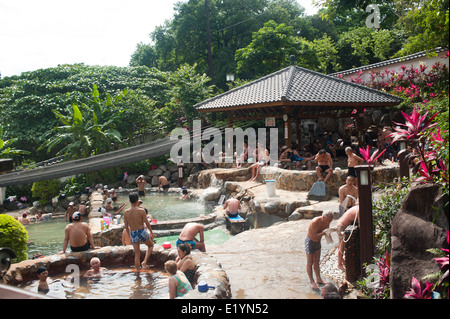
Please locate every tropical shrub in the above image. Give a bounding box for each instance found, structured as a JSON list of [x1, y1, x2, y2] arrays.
[[31, 179, 61, 205], [0, 214, 28, 262]]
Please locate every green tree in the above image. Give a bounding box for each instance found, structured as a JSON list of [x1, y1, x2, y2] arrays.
[[40, 85, 126, 159], [129, 43, 158, 68], [235, 20, 319, 79], [31, 179, 61, 205], [312, 34, 340, 73], [156, 64, 213, 130], [0, 126, 30, 160], [397, 0, 449, 55], [133, 0, 311, 89]]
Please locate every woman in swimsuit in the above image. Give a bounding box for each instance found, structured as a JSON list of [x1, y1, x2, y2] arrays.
[[165, 260, 192, 298], [176, 244, 196, 284]]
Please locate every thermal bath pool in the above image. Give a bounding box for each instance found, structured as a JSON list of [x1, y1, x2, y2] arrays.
[[25, 191, 230, 257], [26, 219, 66, 258], [23, 267, 170, 299], [115, 192, 210, 221]]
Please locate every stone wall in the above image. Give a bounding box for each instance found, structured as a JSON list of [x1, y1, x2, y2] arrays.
[[189, 166, 400, 196]]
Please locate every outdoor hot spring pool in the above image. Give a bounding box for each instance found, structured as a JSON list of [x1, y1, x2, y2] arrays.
[[23, 267, 170, 299], [26, 192, 230, 257], [115, 192, 210, 220]]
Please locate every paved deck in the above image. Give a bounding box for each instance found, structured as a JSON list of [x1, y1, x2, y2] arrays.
[[208, 218, 339, 299]]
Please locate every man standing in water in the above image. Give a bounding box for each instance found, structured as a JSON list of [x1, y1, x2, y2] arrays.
[[123, 193, 155, 272], [305, 210, 334, 290], [136, 175, 146, 197]]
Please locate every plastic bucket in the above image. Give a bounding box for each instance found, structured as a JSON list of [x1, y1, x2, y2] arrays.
[[265, 180, 276, 197]]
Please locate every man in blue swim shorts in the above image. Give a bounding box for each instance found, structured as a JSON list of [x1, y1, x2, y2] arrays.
[[176, 222, 206, 252], [124, 193, 155, 272], [305, 210, 334, 290]]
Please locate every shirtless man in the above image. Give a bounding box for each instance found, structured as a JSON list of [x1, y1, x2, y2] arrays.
[[19, 212, 31, 225], [158, 175, 170, 192], [136, 175, 146, 197], [314, 149, 333, 183], [60, 212, 97, 254], [223, 197, 241, 217], [176, 222, 206, 252], [78, 201, 88, 216], [123, 193, 155, 272], [336, 206, 359, 270], [305, 210, 334, 290], [345, 147, 363, 186], [338, 176, 358, 217], [66, 202, 77, 222]]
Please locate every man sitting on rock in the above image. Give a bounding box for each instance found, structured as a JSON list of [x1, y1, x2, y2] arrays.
[[338, 176, 358, 217], [314, 149, 333, 184], [60, 212, 98, 254], [176, 222, 206, 252], [223, 197, 241, 218]]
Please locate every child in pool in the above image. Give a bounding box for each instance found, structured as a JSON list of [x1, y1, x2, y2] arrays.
[[165, 260, 192, 299], [84, 257, 107, 278], [37, 266, 50, 294]]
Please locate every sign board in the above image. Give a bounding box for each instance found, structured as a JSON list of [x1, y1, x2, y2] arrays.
[[265, 117, 275, 127]]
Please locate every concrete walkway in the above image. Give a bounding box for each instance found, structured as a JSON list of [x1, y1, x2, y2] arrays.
[[208, 218, 339, 299]]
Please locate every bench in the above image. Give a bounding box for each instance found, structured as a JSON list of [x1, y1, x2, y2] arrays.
[[225, 214, 248, 235]]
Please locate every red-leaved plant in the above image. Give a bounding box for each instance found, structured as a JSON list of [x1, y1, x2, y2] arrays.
[[388, 107, 447, 183], [359, 145, 386, 167]]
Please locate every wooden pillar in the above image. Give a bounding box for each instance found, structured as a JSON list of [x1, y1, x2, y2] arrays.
[[285, 118, 292, 147], [227, 112, 233, 128], [356, 110, 365, 147], [296, 119, 301, 147], [355, 164, 374, 276]]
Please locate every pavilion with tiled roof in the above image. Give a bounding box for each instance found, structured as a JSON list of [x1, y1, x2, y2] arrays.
[[195, 57, 403, 147]]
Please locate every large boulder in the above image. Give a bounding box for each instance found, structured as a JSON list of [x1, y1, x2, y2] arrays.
[[390, 183, 448, 299], [307, 181, 330, 201]]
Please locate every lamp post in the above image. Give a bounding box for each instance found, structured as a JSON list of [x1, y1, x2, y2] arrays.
[[355, 164, 374, 276], [177, 156, 184, 187], [397, 139, 410, 180], [226, 73, 234, 91]]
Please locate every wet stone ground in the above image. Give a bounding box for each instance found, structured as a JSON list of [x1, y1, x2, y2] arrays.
[[208, 219, 346, 299]]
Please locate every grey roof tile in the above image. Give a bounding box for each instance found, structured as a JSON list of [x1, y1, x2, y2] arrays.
[[195, 65, 402, 111]]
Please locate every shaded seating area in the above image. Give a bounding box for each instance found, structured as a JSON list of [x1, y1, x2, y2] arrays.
[[195, 56, 403, 158]]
